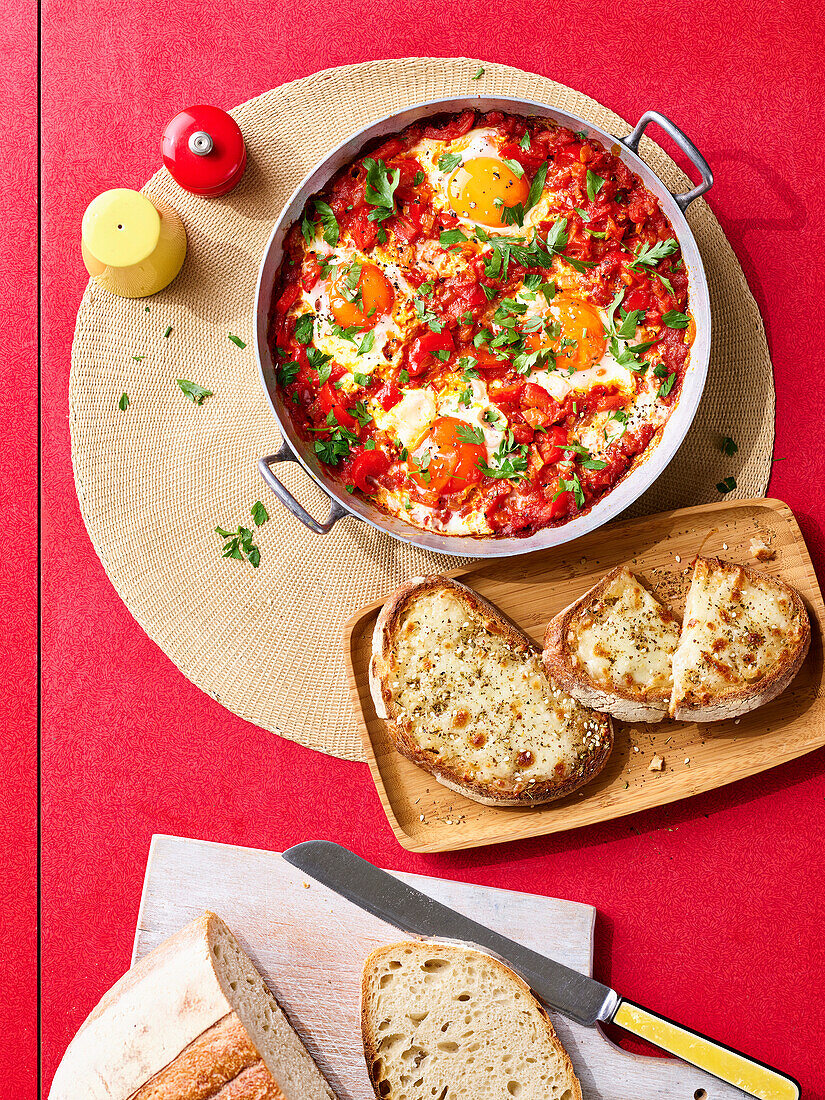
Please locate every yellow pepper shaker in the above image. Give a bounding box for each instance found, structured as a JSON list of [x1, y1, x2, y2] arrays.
[[81, 188, 187, 297]]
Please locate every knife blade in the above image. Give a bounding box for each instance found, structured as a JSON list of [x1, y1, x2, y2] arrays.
[[284, 839, 618, 1025], [283, 840, 800, 1100]]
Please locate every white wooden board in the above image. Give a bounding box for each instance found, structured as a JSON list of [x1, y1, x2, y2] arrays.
[[136, 835, 743, 1100]]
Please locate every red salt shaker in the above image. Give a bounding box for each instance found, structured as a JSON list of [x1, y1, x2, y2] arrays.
[[161, 105, 247, 197]]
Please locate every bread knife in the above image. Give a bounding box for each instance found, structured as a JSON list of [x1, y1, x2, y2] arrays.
[[283, 840, 799, 1100]]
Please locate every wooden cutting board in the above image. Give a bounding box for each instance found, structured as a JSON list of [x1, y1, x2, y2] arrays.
[[136, 833, 747, 1100], [345, 498, 825, 852]]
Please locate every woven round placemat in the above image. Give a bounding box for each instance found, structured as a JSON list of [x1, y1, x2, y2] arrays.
[[70, 58, 775, 761]]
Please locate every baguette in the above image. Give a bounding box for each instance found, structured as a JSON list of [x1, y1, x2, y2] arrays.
[[370, 575, 613, 806], [362, 941, 582, 1100], [542, 565, 681, 723], [670, 557, 810, 721], [49, 911, 336, 1100]]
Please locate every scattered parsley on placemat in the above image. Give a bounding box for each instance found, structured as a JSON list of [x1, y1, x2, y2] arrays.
[[176, 379, 213, 405], [118, 392, 129, 411]]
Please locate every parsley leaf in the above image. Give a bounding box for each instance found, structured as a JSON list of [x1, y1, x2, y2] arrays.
[[478, 431, 529, 481], [313, 200, 340, 246], [662, 310, 690, 329], [176, 378, 213, 405], [716, 475, 737, 494], [502, 158, 525, 178], [472, 65, 484, 80], [118, 392, 129, 411], [721, 435, 739, 457], [456, 424, 485, 445], [251, 500, 269, 526], [278, 360, 300, 386], [438, 152, 462, 172], [519, 132, 532, 151], [228, 333, 246, 349], [215, 525, 261, 568], [294, 313, 315, 344], [586, 169, 605, 202], [351, 400, 372, 427], [629, 238, 678, 270], [440, 228, 468, 248], [554, 472, 585, 508], [658, 372, 677, 397], [307, 347, 332, 384], [363, 158, 401, 222], [357, 330, 375, 356], [615, 309, 645, 339], [526, 161, 549, 211]]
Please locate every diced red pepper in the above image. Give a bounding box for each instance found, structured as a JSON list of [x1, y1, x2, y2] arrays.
[[348, 448, 390, 493], [407, 329, 455, 377]]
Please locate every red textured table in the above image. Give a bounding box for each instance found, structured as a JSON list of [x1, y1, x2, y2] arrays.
[[40, 8, 825, 1099]]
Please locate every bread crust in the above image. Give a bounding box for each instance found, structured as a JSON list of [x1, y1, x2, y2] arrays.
[[370, 575, 613, 806], [48, 911, 334, 1100], [542, 566, 677, 723], [361, 941, 582, 1100], [670, 558, 811, 721]]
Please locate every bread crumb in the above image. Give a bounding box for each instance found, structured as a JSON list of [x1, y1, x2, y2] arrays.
[[302, 882, 310, 889], [675, 554, 681, 563], [648, 755, 665, 771], [722, 542, 728, 550], [749, 536, 775, 562], [684, 757, 690, 765]]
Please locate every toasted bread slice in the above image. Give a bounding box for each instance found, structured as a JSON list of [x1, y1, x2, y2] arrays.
[[543, 565, 681, 723], [670, 557, 810, 721], [362, 941, 582, 1100], [369, 575, 613, 806]]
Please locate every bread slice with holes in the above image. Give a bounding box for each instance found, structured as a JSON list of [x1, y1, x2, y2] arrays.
[[542, 565, 681, 723], [362, 941, 582, 1100], [669, 557, 810, 721], [49, 911, 337, 1100], [369, 575, 613, 806]]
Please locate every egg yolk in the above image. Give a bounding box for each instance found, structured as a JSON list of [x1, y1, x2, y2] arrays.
[[447, 157, 530, 229], [330, 262, 394, 329], [524, 295, 606, 370]]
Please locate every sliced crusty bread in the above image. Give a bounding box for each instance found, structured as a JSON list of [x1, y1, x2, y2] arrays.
[[362, 941, 582, 1100], [670, 557, 810, 721], [49, 911, 336, 1100], [369, 575, 612, 806], [542, 565, 681, 723]]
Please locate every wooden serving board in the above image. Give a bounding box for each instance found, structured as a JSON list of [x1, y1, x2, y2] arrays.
[[344, 498, 825, 853], [136, 833, 750, 1100]]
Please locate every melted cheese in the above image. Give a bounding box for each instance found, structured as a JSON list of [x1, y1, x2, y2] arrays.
[[671, 559, 806, 706], [570, 568, 680, 698], [388, 588, 610, 794]]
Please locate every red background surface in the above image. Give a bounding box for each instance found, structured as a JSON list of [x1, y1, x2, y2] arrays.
[[39, 5, 825, 1098]]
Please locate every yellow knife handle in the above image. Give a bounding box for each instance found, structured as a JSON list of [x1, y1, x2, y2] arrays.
[[613, 1000, 800, 1100]]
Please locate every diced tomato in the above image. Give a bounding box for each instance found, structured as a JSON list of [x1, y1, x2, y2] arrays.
[[275, 283, 300, 316], [318, 382, 337, 413], [594, 392, 627, 413], [523, 407, 551, 430], [407, 329, 455, 377], [348, 206, 379, 251], [509, 423, 534, 444], [473, 348, 510, 371], [622, 288, 649, 312], [521, 382, 553, 412], [489, 381, 525, 402], [538, 424, 568, 464], [370, 137, 406, 161], [392, 216, 421, 245], [300, 255, 322, 293], [546, 479, 574, 517], [375, 382, 402, 411], [348, 448, 390, 493]]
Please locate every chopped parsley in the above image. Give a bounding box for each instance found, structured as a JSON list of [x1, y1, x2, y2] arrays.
[[307, 347, 332, 384], [176, 378, 213, 405], [478, 431, 529, 481], [586, 169, 605, 202], [351, 400, 373, 427], [716, 475, 737, 494], [215, 524, 261, 568], [163, 325, 173, 338], [472, 66, 485, 80], [251, 500, 269, 526], [629, 237, 678, 271], [554, 472, 585, 508], [278, 360, 300, 386], [662, 310, 690, 329], [357, 330, 375, 356], [440, 227, 468, 248], [413, 170, 425, 186], [456, 424, 485, 446], [312, 200, 340, 247], [294, 313, 315, 344], [519, 132, 531, 151], [228, 333, 247, 349], [118, 392, 129, 411], [721, 435, 739, 457], [658, 372, 677, 397], [438, 152, 463, 173], [363, 158, 401, 224]]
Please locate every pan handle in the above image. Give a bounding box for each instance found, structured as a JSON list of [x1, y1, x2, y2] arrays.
[[621, 110, 713, 212], [258, 442, 348, 535]]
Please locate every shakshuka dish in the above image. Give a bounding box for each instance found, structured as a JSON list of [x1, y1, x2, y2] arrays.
[[268, 109, 694, 538]]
